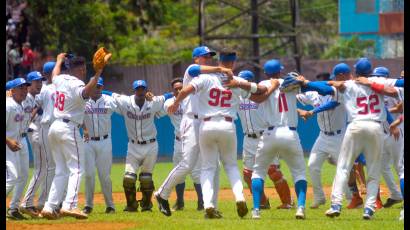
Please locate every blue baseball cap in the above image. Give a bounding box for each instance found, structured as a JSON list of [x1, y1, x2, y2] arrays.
[[330, 63, 351, 80], [354, 57, 372, 76], [263, 59, 284, 75], [238, 70, 255, 81], [97, 77, 104, 86], [27, 71, 45, 83], [6, 78, 30, 90], [133, 80, 147, 90], [43, 61, 56, 74], [370, 66, 390, 77], [192, 46, 216, 58]]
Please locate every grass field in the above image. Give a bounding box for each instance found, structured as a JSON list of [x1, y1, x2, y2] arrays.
[[7, 159, 404, 230]]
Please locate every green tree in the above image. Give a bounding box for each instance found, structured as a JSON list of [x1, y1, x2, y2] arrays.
[[321, 35, 375, 59]]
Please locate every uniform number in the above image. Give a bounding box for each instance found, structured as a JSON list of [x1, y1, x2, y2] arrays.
[[54, 91, 66, 111], [208, 88, 232, 107], [356, 94, 380, 115], [278, 92, 288, 112]]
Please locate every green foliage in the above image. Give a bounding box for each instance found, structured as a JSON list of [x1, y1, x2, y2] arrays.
[[322, 35, 375, 59]]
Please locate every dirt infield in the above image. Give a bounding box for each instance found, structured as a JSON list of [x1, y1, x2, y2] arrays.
[[6, 222, 139, 230]]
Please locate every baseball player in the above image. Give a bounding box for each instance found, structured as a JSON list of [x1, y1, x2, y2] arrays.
[[322, 57, 398, 219], [19, 71, 46, 217], [158, 78, 203, 211], [110, 80, 171, 213], [154, 46, 233, 217], [295, 68, 348, 209], [40, 52, 110, 220], [237, 70, 293, 210], [81, 77, 116, 214], [167, 49, 267, 219], [6, 78, 30, 220]]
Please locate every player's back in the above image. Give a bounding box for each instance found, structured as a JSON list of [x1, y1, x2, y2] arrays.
[[52, 74, 86, 125], [191, 73, 245, 120], [182, 64, 199, 116], [259, 79, 299, 128], [37, 83, 56, 124], [341, 80, 386, 122], [238, 97, 269, 133]]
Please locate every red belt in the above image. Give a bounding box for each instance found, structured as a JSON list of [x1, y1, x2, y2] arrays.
[[203, 116, 233, 122]]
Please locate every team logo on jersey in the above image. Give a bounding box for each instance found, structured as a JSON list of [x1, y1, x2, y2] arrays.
[[126, 111, 151, 120], [14, 114, 24, 122], [239, 103, 258, 110], [85, 106, 108, 114]]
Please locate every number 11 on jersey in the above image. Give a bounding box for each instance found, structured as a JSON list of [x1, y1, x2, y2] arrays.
[[279, 92, 288, 112]]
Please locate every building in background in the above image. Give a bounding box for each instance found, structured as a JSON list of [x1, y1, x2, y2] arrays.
[[339, 0, 404, 58]]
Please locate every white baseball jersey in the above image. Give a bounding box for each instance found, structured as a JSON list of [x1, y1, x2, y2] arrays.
[[182, 64, 200, 116], [238, 97, 268, 134], [83, 94, 117, 137], [36, 83, 56, 125], [296, 91, 346, 132], [258, 79, 299, 127], [52, 74, 87, 125], [112, 94, 165, 142], [21, 93, 37, 132], [190, 74, 249, 120], [6, 97, 25, 141], [162, 97, 183, 137], [336, 78, 391, 122]]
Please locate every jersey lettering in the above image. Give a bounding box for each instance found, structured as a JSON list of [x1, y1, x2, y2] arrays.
[[208, 88, 232, 107], [278, 92, 288, 112], [356, 94, 380, 115], [54, 91, 66, 111]]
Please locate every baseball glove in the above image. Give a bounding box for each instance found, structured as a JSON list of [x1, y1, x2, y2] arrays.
[[93, 47, 111, 72], [279, 72, 303, 92]]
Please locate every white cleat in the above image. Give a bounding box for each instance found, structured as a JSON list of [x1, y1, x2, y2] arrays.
[[399, 209, 404, 221], [252, 209, 261, 219], [295, 206, 305, 219]]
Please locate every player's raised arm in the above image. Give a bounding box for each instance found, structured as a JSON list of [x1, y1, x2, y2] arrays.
[[355, 77, 398, 97], [51, 53, 67, 81], [167, 84, 195, 114], [82, 48, 112, 99], [249, 79, 280, 103]]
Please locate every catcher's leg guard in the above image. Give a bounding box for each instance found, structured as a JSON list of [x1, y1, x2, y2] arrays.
[[243, 168, 269, 208], [347, 168, 363, 209], [123, 172, 138, 211], [267, 164, 292, 207], [139, 173, 154, 211], [354, 163, 367, 195]]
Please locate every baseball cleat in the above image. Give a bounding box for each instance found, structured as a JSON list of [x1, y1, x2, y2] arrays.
[[347, 196, 363, 209], [295, 206, 305, 219], [383, 198, 402, 208], [39, 209, 60, 220], [399, 209, 404, 221], [154, 193, 171, 216], [362, 207, 374, 220], [310, 199, 326, 209], [197, 200, 204, 211], [59, 208, 88, 219], [277, 203, 293, 209], [204, 207, 222, 219], [325, 204, 341, 218], [123, 200, 139, 212], [6, 209, 28, 220], [252, 209, 261, 219], [260, 199, 271, 210], [19, 206, 39, 218], [236, 201, 249, 218], [105, 207, 116, 214], [82, 206, 93, 214], [171, 201, 184, 211]]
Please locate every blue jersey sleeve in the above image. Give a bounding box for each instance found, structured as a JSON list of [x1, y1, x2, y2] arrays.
[[301, 81, 334, 96], [187, 64, 201, 77], [163, 92, 173, 100], [102, 90, 113, 96], [394, 79, 404, 87], [385, 106, 394, 124], [312, 100, 340, 114]]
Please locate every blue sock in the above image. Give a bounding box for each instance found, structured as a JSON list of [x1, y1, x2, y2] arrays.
[[295, 180, 307, 208], [175, 182, 185, 203], [400, 178, 404, 198], [251, 178, 264, 210], [194, 183, 203, 203]]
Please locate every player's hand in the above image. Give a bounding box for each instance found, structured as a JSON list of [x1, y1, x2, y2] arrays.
[[6, 138, 21, 152], [355, 77, 371, 86], [220, 67, 234, 79], [389, 124, 400, 141], [83, 131, 89, 143], [145, 91, 154, 101], [270, 79, 280, 88], [296, 75, 308, 85], [167, 102, 179, 114], [56, 53, 67, 64], [6, 90, 12, 97], [297, 109, 313, 121], [327, 80, 344, 89]]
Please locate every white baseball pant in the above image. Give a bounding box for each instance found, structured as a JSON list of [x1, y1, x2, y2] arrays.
[[381, 130, 404, 200], [9, 137, 29, 210], [199, 117, 245, 209], [172, 138, 201, 184], [125, 141, 158, 175], [243, 135, 281, 170], [330, 120, 384, 211], [43, 120, 85, 212], [84, 137, 115, 209], [252, 126, 306, 183]]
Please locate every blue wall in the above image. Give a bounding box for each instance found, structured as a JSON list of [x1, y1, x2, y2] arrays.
[[27, 102, 320, 160], [339, 0, 380, 34]]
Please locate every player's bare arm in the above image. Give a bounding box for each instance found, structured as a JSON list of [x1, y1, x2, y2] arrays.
[[327, 80, 346, 92], [389, 101, 403, 113], [297, 109, 313, 121], [199, 65, 233, 78], [224, 78, 266, 94], [167, 85, 195, 114], [81, 123, 89, 142], [249, 79, 280, 103], [51, 52, 67, 80], [355, 77, 398, 97], [6, 137, 21, 152], [389, 115, 403, 141]]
